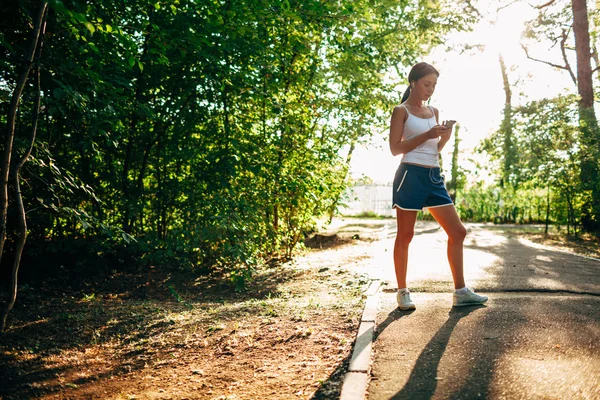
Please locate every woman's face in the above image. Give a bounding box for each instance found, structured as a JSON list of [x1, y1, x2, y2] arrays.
[[412, 73, 438, 101]]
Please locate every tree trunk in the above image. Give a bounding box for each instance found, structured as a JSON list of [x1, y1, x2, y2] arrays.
[[571, 0, 595, 109], [449, 123, 461, 202], [545, 184, 551, 234], [0, 2, 47, 266], [0, 2, 47, 332], [499, 53, 514, 188], [121, 5, 153, 233], [571, 0, 600, 233]]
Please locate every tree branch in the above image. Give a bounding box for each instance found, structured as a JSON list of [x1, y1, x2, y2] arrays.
[[0, 1, 48, 333], [592, 43, 600, 79], [560, 28, 578, 84], [497, 0, 520, 12], [521, 43, 572, 72], [464, 0, 483, 18], [536, 0, 557, 9]]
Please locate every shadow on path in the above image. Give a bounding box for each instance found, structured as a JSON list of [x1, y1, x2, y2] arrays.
[[390, 305, 485, 400], [464, 227, 600, 295], [373, 308, 415, 342]]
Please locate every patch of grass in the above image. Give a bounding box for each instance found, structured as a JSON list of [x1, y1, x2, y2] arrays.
[[82, 293, 97, 302], [352, 211, 386, 219], [290, 310, 307, 322], [206, 324, 226, 333], [341, 212, 394, 219], [261, 306, 279, 317]]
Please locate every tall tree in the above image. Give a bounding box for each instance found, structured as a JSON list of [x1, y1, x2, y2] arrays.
[[523, 0, 600, 232], [571, 0, 600, 232], [0, 1, 48, 332], [453, 1, 520, 189], [498, 53, 516, 188], [447, 123, 465, 202]]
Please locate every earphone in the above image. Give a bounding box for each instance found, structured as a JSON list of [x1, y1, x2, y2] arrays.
[[429, 158, 444, 184], [424, 109, 445, 185]]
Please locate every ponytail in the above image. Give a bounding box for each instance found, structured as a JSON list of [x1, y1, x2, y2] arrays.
[[401, 85, 411, 103]]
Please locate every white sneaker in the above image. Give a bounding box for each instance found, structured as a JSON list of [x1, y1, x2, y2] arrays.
[[397, 290, 416, 310], [453, 288, 488, 307]]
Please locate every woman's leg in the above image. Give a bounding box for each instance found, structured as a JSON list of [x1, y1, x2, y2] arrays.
[[394, 208, 418, 289], [428, 205, 467, 289]]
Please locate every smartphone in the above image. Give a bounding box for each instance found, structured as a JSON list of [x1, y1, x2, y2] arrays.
[[444, 120, 456, 130]]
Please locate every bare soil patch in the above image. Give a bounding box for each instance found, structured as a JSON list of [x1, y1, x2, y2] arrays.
[[0, 236, 376, 400]]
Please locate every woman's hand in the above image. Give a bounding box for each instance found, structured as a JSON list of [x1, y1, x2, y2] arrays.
[[427, 125, 450, 140], [439, 121, 452, 142], [437, 121, 453, 151]]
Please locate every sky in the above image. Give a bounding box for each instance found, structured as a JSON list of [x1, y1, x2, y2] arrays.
[[350, 0, 582, 185]]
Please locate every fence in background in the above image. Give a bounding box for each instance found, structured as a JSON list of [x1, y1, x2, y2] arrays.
[[339, 184, 395, 217]]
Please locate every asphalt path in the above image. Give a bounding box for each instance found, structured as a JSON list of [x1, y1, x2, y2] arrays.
[[333, 219, 600, 399], [369, 293, 599, 399]]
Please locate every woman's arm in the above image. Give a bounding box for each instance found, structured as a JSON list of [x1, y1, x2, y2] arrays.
[[434, 107, 452, 151], [389, 106, 448, 156]]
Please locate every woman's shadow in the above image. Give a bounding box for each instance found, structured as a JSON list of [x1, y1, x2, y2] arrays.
[[376, 305, 486, 400]]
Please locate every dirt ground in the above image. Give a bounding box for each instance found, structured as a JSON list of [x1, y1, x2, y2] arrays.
[[0, 227, 378, 400], [0, 220, 598, 400]]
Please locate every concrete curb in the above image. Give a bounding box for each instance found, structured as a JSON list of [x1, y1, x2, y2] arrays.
[[340, 279, 381, 400]]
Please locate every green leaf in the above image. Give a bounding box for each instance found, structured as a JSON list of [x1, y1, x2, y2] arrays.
[[84, 22, 95, 34], [137, 61, 144, 72], [73, 12, 87, 23], [128, 56, 135, 68]]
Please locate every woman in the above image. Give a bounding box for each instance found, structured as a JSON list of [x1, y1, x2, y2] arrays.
[[389, 62, 487, 310]]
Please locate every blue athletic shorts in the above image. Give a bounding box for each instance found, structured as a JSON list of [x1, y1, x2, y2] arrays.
[[392, 163, 453, 211]]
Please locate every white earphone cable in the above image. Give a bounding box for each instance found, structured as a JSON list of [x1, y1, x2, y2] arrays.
[[426, 111, 444, 185]]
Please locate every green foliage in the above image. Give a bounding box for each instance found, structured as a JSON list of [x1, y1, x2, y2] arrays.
[[446, 123, 466, 200], [1, 0, 477, 288], [520, 0, 600, 234], [578, 107, 600, 232], [473, 95, 585, 234]]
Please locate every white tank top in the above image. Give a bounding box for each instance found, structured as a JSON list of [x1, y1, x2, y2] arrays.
[[400, 104, 439, 167]]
